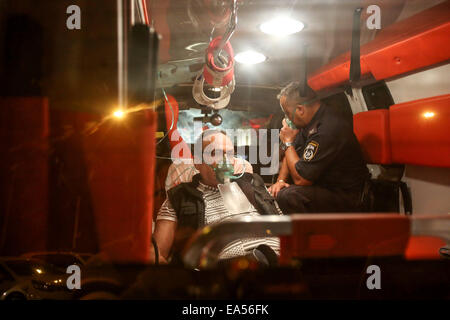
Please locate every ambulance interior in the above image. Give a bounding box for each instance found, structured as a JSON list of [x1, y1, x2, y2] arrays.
[[0, 0, 449, 300]]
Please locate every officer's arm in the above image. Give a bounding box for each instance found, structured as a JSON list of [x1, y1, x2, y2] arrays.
[[285, 146, 313, 186], [152, 219, 177, 263], [278, 156, 289, 181]]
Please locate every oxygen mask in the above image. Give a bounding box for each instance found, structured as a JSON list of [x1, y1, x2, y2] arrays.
[[213, 158, 235, 184], [213, 155, 252, 215]]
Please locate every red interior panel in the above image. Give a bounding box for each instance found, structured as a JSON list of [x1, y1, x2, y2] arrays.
[[404, 235, 446, 260], [308, 2, 450, 91], [353, 109, 392, 164], [279, 214, 410, 263], [363, 1, 450, 81], [389, 94, 450, 167], [308, 52, 370, 92]]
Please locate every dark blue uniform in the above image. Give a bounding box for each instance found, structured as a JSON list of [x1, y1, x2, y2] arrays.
[[277, 104, 369, 214]]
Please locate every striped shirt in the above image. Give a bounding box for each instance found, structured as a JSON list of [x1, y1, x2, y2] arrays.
[[157, 180, 281, 260]]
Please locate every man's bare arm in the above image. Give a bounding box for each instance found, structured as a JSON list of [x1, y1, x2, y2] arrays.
[[152, 220, 177, 263], [279, 120, 313, 186], [278, 156, 289, 182], [268, 157, 291, 197], [285, 146, 313, 186]]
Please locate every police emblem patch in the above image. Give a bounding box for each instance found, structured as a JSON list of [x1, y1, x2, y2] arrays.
[[303, 141, 319, 161]]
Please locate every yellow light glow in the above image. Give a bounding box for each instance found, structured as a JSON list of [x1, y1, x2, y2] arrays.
[[423, 112, 435, 118], [237, 258, 249, 270], [113, 109, 125, 119], [202, 226, 211, 235], [35, 269, 42, 274]]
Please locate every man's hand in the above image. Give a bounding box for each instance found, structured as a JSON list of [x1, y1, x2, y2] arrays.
[[268, 180, 290, 197], [280, 119, 299, 144]]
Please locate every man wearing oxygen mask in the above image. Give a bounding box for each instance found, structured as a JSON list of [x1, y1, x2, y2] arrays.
[[152, 130, 282, 266], [268, 82, 369, 214]]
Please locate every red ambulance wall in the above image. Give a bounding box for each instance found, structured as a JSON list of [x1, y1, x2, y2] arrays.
[[82, 111, 157, 263], [0, 97, 49, 255]]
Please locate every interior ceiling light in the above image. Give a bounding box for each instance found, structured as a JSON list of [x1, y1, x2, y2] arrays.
[[260, 17, 305, 36], [235, 50, 266, 65]]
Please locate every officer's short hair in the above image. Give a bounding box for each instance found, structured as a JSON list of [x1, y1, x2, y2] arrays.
[[277, 81, 318, 106]]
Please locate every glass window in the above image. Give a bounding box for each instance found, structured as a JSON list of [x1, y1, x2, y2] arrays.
[[32, 254, 81, 269], [177, 109, 275, 146], [0, 265, 14, 282]]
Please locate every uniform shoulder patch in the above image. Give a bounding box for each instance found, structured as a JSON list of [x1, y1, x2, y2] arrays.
[[303, 141, 319, 161]]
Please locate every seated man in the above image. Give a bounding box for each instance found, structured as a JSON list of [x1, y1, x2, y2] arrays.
[[269, 82, 370, 214], [152, 129, 282, 265]]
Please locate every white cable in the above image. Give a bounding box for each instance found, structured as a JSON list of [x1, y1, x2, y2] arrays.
[[156, 88, 175, 146]]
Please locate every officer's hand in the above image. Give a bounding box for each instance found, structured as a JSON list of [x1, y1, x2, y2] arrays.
[[268, 180, 290, 197], [280, 119, 299, 144]]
